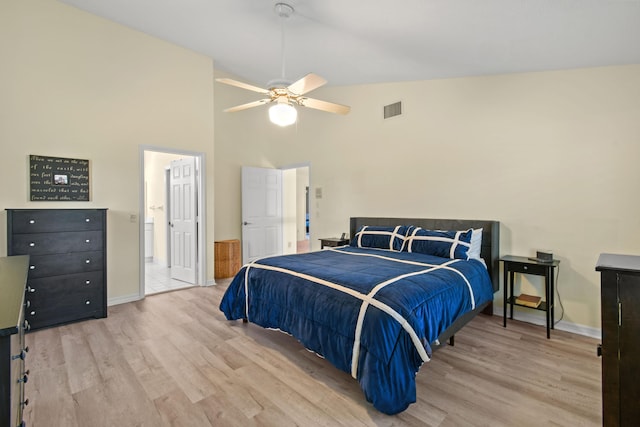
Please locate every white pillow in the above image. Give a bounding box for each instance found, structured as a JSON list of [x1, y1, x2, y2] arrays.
[[468, 228, 483, 260]]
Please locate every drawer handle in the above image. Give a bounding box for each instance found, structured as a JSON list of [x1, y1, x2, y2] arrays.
[[18, 371, 29, 383], [85, 218, 91, 222], [29, 265, 35, 270], [22, 398, 29, 407], [11, 349, 28, 361], [24, 320, 30, 331], [29, 242, 36, 247], [30, 311, 36, 316], [523, 266, 528, 270], [29, 219, 35, 224], [86, 239, 91, 243], [86, 259, 91, 264], [85, 280, 91, 285], [85, 300, 91, 305], [25, 300, 30, 308], [27, 286, 36, 293]]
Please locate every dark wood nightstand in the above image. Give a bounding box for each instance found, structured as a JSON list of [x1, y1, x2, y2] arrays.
[[501, 255, 560, 339], [319, 237, 350, 249]]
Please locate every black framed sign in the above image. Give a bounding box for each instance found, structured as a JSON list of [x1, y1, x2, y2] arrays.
[[29, 155, 90, 201]]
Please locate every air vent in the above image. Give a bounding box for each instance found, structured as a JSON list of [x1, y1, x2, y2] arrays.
[[383, 101, 402, 119]]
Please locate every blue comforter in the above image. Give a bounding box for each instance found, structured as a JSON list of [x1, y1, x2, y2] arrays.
[[219, 246, 494, 414]]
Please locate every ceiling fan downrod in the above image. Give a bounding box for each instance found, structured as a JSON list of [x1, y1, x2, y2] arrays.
[[274, 3, 294, 83]]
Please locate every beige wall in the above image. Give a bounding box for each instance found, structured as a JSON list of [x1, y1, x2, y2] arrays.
[[214, 65, 640, 332], [0, 0, 215, 302]]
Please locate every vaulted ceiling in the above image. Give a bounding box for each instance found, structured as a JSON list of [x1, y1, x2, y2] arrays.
[[59, 0, 640, 87]]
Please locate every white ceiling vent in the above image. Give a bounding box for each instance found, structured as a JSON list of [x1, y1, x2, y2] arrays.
[[383, 101, 402, 119]]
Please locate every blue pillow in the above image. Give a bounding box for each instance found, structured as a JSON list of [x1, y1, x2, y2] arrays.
[[351, 225, 409, 252], [404, 227, 473, 259]]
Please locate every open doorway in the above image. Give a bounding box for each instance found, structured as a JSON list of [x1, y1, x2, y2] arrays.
[[281, 164, 310, 255], [139, 146, 207, 297]]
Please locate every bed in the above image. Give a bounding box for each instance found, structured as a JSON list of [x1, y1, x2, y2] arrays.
[[219, 217, 500, 414]]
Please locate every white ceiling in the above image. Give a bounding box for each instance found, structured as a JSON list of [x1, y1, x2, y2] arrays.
[[59, 0, 640, 88]]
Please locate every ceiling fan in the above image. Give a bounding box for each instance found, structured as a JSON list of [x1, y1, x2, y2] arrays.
[[216, 3, 351, 127]]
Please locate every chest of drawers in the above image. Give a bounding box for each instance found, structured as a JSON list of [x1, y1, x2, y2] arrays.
[[596, 253, 640, 426], [6, 209, 107, 331], [0, 255, 30, 427]]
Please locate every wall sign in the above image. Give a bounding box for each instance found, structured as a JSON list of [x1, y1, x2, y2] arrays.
[[29, 155, 90, 201]]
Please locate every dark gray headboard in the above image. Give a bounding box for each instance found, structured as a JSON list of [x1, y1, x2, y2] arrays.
[[349, 217, 500, 293]]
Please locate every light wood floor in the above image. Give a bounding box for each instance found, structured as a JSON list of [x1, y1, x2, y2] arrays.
[[23, 280, 601, 426]]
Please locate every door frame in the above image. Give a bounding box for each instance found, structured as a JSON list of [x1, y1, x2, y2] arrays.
[[138, 145, 207, 298], [165, 167, 171, 267]]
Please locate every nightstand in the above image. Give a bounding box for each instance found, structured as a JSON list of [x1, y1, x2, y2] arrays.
[[319, 237, 350, 249], [501, 255, 560, 339]]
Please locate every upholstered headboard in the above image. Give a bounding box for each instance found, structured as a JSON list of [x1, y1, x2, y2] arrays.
[[349, 217, 500, 293]]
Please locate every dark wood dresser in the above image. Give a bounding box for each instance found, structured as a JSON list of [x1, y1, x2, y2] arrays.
[[0, 255, 30, 427], [6, 209, 107, 331], [596, 253, 640, 426]]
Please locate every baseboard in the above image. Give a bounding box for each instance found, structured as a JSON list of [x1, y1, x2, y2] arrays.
[[108, 293, 142, 306], [108, 281, 218, 306], [493, 305, 601, 339]]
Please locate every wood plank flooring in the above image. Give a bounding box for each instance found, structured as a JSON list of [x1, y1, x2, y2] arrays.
[[23, 280, 601, 426]]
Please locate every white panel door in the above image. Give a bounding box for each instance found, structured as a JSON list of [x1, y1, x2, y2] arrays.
[[242, 166, 283, 264], [170, 157, 197, 284]]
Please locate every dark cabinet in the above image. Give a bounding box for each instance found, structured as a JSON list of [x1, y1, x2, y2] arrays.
[[6, 209, 107, 331], [0, 255, 30, 427], [596, 253, 640, 426]]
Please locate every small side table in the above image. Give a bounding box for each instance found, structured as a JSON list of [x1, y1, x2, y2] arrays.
[[501, 255, 560, 339], [319, 237, 350, 249], [214, 239, 241, 279]]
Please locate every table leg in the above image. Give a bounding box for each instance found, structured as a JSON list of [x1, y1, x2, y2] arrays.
[[545, 268, 551, 339], [503, 265, 508, 327], [550, 267, 555, 329], [509, 271, 515, 320]]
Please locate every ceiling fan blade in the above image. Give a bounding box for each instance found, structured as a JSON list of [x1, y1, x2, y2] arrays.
[[299, 97, 351, 115], [287, 73, 327, 96], [216, 78, 270, 95], [223, 99, 271, 113]]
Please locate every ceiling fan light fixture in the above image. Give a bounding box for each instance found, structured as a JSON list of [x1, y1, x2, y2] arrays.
[[269, 102, 297, 127], [216, 1, 350, 122]]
